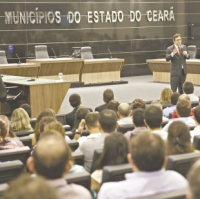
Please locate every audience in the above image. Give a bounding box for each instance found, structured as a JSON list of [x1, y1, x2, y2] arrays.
[[38, 116, 56, 133], [27, 133, 92, 199], [124, 108, 146, 140], [106, 100, 120, 116], [160, 88, 173, 105], [20, 103, 32, 118], [91, 133, 129, 192], [0, 115, 24, 149], [98, 131, 188, 199], [166, 121, 194, 155], [131, 98, 146, 110], [183, 81, 199, 102], [117, 103, 132, 125], [11, 108, 32, 132], [95, 89, 114, 112], [190, 105, 200, 141]]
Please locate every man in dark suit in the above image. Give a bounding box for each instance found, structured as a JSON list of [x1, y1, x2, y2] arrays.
[[166, 33, 190, 94]]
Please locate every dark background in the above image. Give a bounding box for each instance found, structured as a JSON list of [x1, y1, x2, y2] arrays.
[[0, 0, 199, 77]]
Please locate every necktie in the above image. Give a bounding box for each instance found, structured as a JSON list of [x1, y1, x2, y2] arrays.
[[178, 47, 182, 56]]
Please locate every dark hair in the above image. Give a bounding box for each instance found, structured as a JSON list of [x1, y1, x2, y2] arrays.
[[144, 105, 162, 129], [103, 89, 114, 103], [130, 131, 165, 171], [20, 103, 32, 118], [33, 134, 71, 179], [194, 106, 200, 124], [107, 100, 120, 115], [132, 108, 145, 127], [167, 121, 193, 155], [39, 116, 56, 133], [95, 133, 129, 169], [85, 112, 99, 128], [131, 99, 146, 110], [171, 92, 180, 105], [176, 99, 191, 117], [99, 109, 117, 133], [173, 33, 181, 42], [69, 94, 81, 108], [183, 82, 194, 94]]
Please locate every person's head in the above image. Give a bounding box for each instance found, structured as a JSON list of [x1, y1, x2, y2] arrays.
[[160, 88, 173, 104], [166, 121, 193, 155], [151, 101, 162, 110], [69, 94, 81, 108], [95, 133, 129, 169], [194, 105, 200, 125], [187, 159, 200, 199], [106, 100, 120, 115], [171, 92, 180, 105], [27, 134, 72, 179], [44, 121, 65, 138], [11, 108, 32, 132], [1, 174, 61, 199], [173, 33, 182, 46], [117, 103, 131, 118], [39, 116, 57, 133], [176, 99, 191, 117], [131, 99, 146, 110], [85, 112, 99, 130], [179, 94, 190, 101], [103, 89, 114, 103], [183, 81, 194, 94], [20, 104, 32, 118], [0, 115, 9, 141], [144, 105, 163, 130], [132, 108, 145, 128], [98, 109, 118, 133], [128, 131, 165, 171]]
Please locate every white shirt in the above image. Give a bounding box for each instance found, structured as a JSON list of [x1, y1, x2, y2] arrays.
[[152, 129, 168, 141], [187, 94, 199, 102], [117, 117, 132, 125], [163, 105, 176, 118], [190, 125, 200, 142]]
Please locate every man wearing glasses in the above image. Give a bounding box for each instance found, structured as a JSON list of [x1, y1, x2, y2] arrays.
[[166, 33, 190, 94]]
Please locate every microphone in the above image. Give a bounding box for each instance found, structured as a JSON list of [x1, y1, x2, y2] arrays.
[[16, 54, 35, 81], [51, 48, 57, 59], [108, 47, 112, 59]]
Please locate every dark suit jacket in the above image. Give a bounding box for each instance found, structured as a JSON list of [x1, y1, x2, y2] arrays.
[[166, 45, 190, 77], [95, 103, 107, 112]]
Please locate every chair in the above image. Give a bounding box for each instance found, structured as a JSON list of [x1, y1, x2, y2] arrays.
[[117, 124, 134, 134], [68, 140, 79, 152], [72, 151, 84, 166], [56, 114, 71, 131], [0, 160, 23, 184], [166, 152, 200, 177], [0, 146, 31, 164], [35, 45, 49, 59], [65, 131, 74, 139], [187, 45, 196, 59], [193, 135, 200, 150], [191, 101, 199, 108], [81, 130, 90, 137], [14, 129, 34, 137], [30, 118, 37, 128], [81, 46, 94, 59], [0, 51, 8, 64], [90, 149, 102, 173], [66, 171, 91, 191], [19, 136, 32, 150], [102, 163, 132, 184], [0, 183, 9, 197]]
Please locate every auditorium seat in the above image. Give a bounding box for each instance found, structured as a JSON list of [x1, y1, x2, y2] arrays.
[[187, 45, 196, 59], [166, 152, 200, 177], [81, 46, 94, 59], [90, 149, 102, 173], [19, 136, 32, 150], [193, 135, 200, 150], [72, 151, 84, 166], [30, 118, 36, 128], [117, 124, 134, 134], [0, 183, 8, 197], [191, 101, 199, 108], [81, 130, 90, 137], [35, 45, 49, 59], [14, 129, 34, 137], [68, 140, 79, 151], [0, 51, 8, 64], [65, 131, 74, 139]]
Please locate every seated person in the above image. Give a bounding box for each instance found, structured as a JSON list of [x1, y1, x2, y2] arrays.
[[131, 98, 146, 110], [106, 100, 120, 117], [117, 103, 132, 125], [160, 88, 173, 105], [183, 81, 199, 102], [98, 131, 188, 199], [20, 103, 32, 118]]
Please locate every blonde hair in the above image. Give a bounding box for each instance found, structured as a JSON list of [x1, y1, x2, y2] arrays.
[[11, 108, 32, 132], [160, 88, 173, 105], [0, 115, 10, 141]]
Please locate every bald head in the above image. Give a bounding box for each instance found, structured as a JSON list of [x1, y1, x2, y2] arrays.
[[118, 103, 131, 118], [179, 94, 190, 101]]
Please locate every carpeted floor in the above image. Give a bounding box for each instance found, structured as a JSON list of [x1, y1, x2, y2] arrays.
[[60, 75, 200, 113]]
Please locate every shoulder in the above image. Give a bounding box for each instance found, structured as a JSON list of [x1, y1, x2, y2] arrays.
[[164, 170, 188, 185], [167, 45, 173, 50]]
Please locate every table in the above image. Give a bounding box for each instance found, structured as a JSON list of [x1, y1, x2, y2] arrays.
[[146, 59, 200, 85], [2, 76, 71, 117], [81, 58, 124, 84], [26, 58, 83, 82], [0, 63, 40, 77]]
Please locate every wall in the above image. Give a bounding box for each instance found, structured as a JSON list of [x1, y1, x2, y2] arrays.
[[0, 0, 200, 77]]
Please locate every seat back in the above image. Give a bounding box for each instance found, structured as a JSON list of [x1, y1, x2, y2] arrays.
[[30, 118, 37, 128], [0, 160, 23, 184], [0, 146, 31, 164], [0, 72, 7, 100], [102, 163, 132, 184], [66, 171, 91, 191], [0, 183, 9, 197], [19, 136, 32, 150], [187, 45, 196, 59], [81, 46, 93, 59], [117, 124, 134, 134], [35, 45, 49, 59], [90, 149, 102, 173], [0, 51, 8, 64], [56, 114, 67, 125], [72, 151, 84, 166], [15, 129, 34, 137], [166, 152, 200, 177], [68, 140, 79, 151], [193, 135, 200, 150]]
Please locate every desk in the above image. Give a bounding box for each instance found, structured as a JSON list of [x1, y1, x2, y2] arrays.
[[0, 63, 40, 77], [26, 58, 83, 82], [2, 76, 71, 117], [146, 59, 200, 85], [81, 58, 124, 84]]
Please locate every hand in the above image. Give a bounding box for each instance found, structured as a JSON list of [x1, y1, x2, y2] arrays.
[[183, 51, 188, 56], [77, 119, 85, 133], [172, 48, 178, 55]]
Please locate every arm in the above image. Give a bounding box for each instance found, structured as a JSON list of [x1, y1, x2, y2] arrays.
[[166, 47, 177, 62]]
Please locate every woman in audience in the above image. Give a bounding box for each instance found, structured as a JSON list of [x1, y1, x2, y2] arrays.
[[106, 100, 120, 117], [91, 133, 129, 192], [0, 115, 24, 149], [160, 88, 173, 105], [166, 121, 194, 155], [11, 108, 32, 132], [131, 98, 146, 110]]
